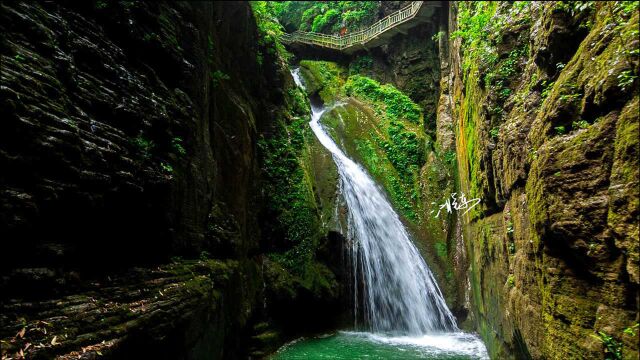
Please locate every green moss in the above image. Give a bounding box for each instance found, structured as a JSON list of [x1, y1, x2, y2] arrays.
[[322, 97, 424, 223], [456, 67, 484, 219], [299, 60, 344, 103], [259, 114, 320, 276], [298, 65, 425, 223], [257, 78, 341, 306], [344, 75, 422, 124], [434, 241, 447, 260]]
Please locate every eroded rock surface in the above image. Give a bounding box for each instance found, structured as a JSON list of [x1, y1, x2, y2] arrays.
[[444, 2, 639, 358], [0, 1, 311, 358]]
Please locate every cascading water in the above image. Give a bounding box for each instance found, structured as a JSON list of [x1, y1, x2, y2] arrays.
[[279, 69, 488, 359], [292, 68, 456, 335]]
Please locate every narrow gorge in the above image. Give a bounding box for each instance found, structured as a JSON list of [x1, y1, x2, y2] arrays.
[[1, 1, 638, 359]]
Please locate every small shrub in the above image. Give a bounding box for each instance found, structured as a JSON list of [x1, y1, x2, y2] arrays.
[[617, 70, 637, 92], [623, 323, 639, 337], [541, 80, 554, 99], [171, 137, 187, 156], [572, 120, 589, 130], [434, 242, 448, 259], [211, 70, 230, 88], [444, 151, 457, 165], [431, 30, 445, 42], [133, 135, 154, 159], [592, 331, 622, 360], [161, 162, 174, 174], [507, 275, 515, 288]]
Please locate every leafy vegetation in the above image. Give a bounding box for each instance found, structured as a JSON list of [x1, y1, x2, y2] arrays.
[[592, 331, 623, 360], [133, 135, 154, 160], [344, 75, 422, 124], [348, 55, 374, 75], [344, 77, 424, 221], [258, 84, 319, 276], [210, 70, 230, 88], [160, 162, 173, 174], [572, 120, 589, 130], [541, 80, 555, 99], [617, 70, 637, 92], [251, 1, 291, 63], [299, 60, 344, 102], [451, 1, 499, 71], [490, 127, 500, 139], [506, 274, 515, 288], [271, 1, 379, 34], [171, 137, 186, 156], [554, 126, 566, 135]]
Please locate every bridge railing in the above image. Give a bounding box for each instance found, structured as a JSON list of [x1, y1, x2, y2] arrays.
[[280, 1, 425, 50]]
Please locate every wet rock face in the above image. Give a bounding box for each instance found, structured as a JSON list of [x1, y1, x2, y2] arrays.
[[0, 1, 207, 270], [0, 1, 274, 271], [444, 2, 639, 359], [0, 1, 282, 358]]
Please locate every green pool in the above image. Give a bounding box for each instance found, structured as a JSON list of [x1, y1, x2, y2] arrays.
[[271, 331, 489, 359]]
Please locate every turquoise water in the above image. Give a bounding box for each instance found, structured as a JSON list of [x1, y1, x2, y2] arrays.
[[271, 331, 489, 359]]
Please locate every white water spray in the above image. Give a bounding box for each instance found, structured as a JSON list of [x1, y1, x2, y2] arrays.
[[291, 68, 457, 335]]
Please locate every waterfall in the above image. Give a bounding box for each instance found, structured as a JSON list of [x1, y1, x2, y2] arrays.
[[291, 68, 457, 335]]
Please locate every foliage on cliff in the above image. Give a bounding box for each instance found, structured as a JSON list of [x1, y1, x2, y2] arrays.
[[258, 88, 320, 275], [256, 63, 340, 331], [345, 75, 422, 124], [451, 1, 639, 359], [271, 1, 379, 34], [251, 1, 290, 63]]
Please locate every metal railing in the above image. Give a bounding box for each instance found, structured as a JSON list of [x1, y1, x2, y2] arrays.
[[280, 1, 425, 50]]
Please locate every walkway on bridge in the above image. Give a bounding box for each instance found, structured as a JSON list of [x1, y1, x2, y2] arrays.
[[280, 1, 442, 54]]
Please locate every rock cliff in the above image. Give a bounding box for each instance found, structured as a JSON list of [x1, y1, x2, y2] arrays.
[[441, 2, 639, 358], [0, 1, 341, 358]]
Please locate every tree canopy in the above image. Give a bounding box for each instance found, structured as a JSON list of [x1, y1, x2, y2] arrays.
[[271, 1, 380, 34]]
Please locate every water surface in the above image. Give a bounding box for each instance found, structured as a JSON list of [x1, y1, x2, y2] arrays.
[[272, 331, 489, 359]]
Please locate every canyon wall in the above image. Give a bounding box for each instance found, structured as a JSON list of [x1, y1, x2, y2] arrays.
[[0, 1, 341, 358], [441, 2, 639, 358]]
